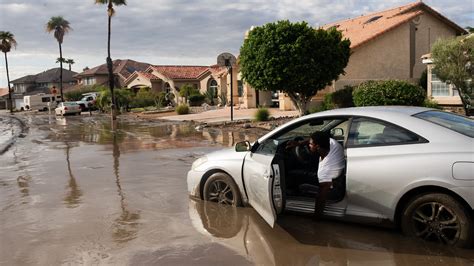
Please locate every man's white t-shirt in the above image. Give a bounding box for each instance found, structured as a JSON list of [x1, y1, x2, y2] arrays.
[[317, 138, 345, 183]]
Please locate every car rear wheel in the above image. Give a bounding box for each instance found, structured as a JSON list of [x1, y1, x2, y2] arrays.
[[203, 173, 242, 206], [401, 193, 473, 248]]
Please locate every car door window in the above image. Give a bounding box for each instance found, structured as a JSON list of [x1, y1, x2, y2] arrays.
[[348, 117, 421, 147], [254, 117, 349, 155]]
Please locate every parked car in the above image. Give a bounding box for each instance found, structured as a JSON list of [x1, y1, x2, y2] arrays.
[[187, 106, 474, 247], [55, 102, 82, 116]]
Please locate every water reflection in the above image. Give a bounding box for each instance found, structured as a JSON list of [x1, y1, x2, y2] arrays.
[[63, 142, 82, 208], [42, 116, 263, 151], [189, 199, 474, 265], [111, 131, 140, 243]]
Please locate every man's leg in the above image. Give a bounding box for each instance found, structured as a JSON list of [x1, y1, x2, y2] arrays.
[[314, 182, 332, 219]]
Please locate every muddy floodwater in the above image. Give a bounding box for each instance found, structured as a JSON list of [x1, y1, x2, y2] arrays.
[[0, 113, 473, 265]]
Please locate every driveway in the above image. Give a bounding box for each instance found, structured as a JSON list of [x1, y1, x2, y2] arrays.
[[160, 107, 299, 123]]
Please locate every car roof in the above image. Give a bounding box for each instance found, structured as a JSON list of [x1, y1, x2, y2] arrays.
[[310, 106, 431, 117]]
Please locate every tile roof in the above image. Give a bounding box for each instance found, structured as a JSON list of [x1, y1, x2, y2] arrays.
[[0, 88, 8, 97], [75, 59, 150, 79], [323, 1, 466, 49], [151, 65, 210, 79], [10, 68, 77, 84]]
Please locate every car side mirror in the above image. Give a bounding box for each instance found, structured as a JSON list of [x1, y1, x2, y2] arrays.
[[331, 128, 344, 137], [235, 141, 251, 152]]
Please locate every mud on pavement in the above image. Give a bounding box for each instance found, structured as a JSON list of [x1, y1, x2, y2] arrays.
[[0, 113, 473, 265]]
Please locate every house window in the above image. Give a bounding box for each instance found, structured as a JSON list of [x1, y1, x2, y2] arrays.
[[84, 77, 96, 85], [238, 80, 243, 97], [431, 73, 450, 96], [208, 79, 218, 97]]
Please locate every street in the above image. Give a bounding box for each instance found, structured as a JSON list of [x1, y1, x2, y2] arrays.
[[0, 113, 473, 265]]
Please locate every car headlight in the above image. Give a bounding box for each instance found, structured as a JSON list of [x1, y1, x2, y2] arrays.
[[192, 156, 208, 170]]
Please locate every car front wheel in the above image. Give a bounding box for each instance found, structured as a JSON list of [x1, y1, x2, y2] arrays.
[[203, 173, 242, 206], [401, 193, 473, 248]]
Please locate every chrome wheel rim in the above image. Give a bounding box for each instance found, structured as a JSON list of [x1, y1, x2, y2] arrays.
[[208, 180, 235, 205], [411, 202, 460, 245]]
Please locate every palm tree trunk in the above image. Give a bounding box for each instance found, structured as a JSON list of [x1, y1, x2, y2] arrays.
[[59, 42, 64, 102], [68, 63, 71, 71], [4, 52, 13, 114], [107, 0, 116, 121]]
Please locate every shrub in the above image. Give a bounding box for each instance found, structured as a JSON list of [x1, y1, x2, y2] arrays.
[[353, 80, 426, 107], [332, 85, 355, 108], [254, 107, 270, 121], [189, 94, 206, 106], [64, 85, 103, 101], [423, 98, 441, 109], [96, 87, 132, 113], [176, 104, 190, 115]]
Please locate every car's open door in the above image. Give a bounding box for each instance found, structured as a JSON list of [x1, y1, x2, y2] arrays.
[[242, 147, 284, 228]]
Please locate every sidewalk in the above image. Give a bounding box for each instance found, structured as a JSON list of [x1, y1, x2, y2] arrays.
[[160, 107, 299, 123]]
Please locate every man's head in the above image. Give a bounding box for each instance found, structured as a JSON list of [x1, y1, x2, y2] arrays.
[[309, 131, 330, 153]]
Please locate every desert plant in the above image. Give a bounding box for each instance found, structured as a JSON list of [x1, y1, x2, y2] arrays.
[[0, 31, 17, 113], [204, 89, 216, 105], [254, 107, 270, 121], [353, 80, 426, 107], [218, 91, 227, 106], [176, 104, 190, 115]]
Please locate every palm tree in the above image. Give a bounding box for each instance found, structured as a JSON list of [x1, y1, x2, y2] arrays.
[[66, 58, 75, 71], [0, 31, 17, 113], [46, 16, 71, 102], [95, 0, 127, 121], [56, 58, 75, 71]]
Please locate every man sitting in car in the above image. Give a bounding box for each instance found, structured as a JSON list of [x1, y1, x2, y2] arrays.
[[287, 131, 345, 218]]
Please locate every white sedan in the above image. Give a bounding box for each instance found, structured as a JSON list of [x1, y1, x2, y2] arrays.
[[55, 102, 82, 116], [187, 106, 474, 247]]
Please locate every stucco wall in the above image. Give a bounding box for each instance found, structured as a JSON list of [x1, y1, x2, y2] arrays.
[[335, 23, 410, 90], [413, 14, 458, 80]]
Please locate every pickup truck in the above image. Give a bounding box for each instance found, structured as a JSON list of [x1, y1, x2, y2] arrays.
[[76, 92, 99, 111]]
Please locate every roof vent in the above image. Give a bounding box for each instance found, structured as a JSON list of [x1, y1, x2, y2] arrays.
[[364, 15, 383, 24]]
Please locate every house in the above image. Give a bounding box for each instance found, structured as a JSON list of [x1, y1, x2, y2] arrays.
[[11, 67, 78, 95], [72, 59, 150, 90], [274, 1, 467, 110], [8, 68, 77, 109], [125, 56, 247, 106]]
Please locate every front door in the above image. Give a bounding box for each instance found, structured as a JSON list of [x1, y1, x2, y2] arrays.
[[243, 138, 282, 227]]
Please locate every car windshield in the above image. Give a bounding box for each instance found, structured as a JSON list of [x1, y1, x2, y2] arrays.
[[414, 111, 474, 138], [63, 102, 77, 106]]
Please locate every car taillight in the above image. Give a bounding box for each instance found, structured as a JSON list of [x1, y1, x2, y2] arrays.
[[64, 107, 68, 110]]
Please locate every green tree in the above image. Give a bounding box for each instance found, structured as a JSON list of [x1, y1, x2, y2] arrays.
[[46, 16, 71, 102], [431, 35, 474, 115], [0, 31, 17, 113], [95, 0, 127, 121], [239, 20, 351, 115]]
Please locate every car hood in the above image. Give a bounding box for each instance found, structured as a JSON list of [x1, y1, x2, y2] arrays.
[[205, 147, 248, 161]]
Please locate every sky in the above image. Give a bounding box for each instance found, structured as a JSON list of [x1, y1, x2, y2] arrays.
[[0, 0, 472, 87]]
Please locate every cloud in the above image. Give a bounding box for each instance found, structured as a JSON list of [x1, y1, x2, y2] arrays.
[[0, 0, 472, 87]]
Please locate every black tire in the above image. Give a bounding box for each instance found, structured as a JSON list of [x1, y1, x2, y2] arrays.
[[401, 193, 473, 248], [203, 173, 242, 206]]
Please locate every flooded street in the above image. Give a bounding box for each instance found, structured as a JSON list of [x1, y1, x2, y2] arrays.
[[0, 113, 473, 265]]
